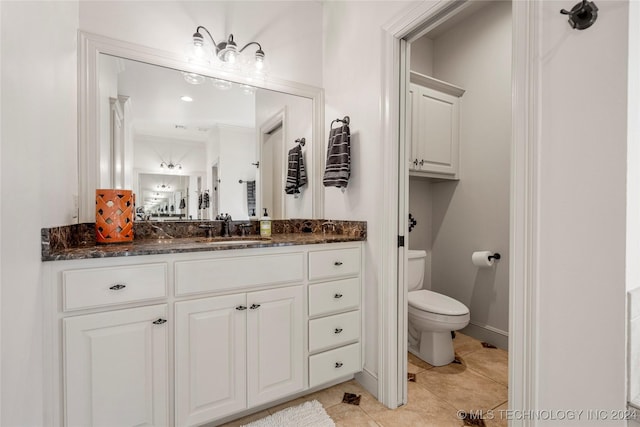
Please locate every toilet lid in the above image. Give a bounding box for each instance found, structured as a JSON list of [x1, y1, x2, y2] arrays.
[[408, 290, 469, 316]]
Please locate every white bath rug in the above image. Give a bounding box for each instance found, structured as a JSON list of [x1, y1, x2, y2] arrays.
[[241, 400, 335, 427]]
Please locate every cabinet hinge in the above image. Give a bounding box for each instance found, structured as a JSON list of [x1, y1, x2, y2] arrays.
[[398, 236, 405, 247]]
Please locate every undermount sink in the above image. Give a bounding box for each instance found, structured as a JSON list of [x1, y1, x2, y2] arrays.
[[194, 238, 267, 245]]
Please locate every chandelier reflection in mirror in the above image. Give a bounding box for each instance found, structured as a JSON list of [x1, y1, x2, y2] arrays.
[[185, 26, 268, 80]]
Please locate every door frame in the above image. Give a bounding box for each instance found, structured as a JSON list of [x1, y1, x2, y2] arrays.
[[379, 0, 540, 419], [258, 109, 287, 219]]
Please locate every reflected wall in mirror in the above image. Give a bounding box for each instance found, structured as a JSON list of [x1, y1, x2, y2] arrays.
[[79, 32, 324, 222]]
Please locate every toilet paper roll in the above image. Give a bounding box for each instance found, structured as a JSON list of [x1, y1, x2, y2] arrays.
[[472, 251, 494, 268]]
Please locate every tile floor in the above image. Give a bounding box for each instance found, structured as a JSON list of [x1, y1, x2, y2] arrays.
[[222, 333, 508, 427]]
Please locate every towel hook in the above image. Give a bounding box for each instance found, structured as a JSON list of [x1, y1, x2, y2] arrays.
[[295, 137, 306, 147], [330, 116, 350, 128], [560, 0, 598, 30]]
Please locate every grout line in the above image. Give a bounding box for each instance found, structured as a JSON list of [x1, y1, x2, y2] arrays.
[[463, 363, 509, 388], [490, 399, 509, 410]]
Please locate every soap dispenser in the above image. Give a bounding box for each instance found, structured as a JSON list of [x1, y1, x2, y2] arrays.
[[260, 208, 272, 237]]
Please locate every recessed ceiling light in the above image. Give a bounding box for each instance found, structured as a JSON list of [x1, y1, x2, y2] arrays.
[[182, 72, 205, 85], [240, 84, 255, 96], [180, 95, 193, 102], [212, 78, 232, 91]]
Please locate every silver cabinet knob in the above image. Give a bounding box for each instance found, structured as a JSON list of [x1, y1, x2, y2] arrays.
[[334, 293, 343, 299], [334, 328, 343, 334], [109, 284, 126, 290], [419, 159, 425, 166], [335, 362, 344, 368], [236, 306, 247, 311], [413, 159, 419, 166], [334, 261, 343, 266], [152, 318, 167, 325], [249, 304, 261, 310]]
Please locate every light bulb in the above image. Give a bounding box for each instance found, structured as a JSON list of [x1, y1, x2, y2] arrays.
[[182, 72, 205, 85]]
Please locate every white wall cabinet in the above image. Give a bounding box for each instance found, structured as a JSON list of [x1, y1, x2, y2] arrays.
[[64, 304, 169, 427], [408, 72, 465, 180], [44, 242, 362, 427]]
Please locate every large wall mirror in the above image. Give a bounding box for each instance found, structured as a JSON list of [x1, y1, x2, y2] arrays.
[[78, 32, 324, 223]]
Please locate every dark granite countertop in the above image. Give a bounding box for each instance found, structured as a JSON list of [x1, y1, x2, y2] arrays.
[[42, 219, 366, 261]]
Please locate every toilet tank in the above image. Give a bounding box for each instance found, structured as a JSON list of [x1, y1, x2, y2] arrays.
[[407, 250, 427, 291]]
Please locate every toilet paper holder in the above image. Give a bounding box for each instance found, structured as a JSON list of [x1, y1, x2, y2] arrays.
[[488, 253, 501, 261]]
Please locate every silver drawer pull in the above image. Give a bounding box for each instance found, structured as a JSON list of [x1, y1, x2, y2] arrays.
[[249, 304, 261, 310], [335, 362, 344, 368], [236, 305, 247, 311], [334, 328, 343, 334], [152, 318, 167, 325], [334, 261, 343, 266], [109, 284, 126, 290], [334, 293, 343, 299]]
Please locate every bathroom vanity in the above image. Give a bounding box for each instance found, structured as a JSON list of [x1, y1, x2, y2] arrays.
[[42, 227, 365, 427]]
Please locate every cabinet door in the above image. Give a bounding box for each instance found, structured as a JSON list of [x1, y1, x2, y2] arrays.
[[175, 294, 247, 427], [247, 285, 304, 407], [64, 304, 168, 427], [415, 86, 460, 177]]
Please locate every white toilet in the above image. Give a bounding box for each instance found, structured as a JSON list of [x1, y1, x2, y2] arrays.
[[407, 249, 470, 366]]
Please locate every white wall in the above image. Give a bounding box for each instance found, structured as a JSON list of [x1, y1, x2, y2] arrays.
[[413, 1, 512, 344], [1, 2, 79, 426], [408, 177, 433, 291], [535, 0, 628, 418], [79, 1, 323, 88], [409, 35, 433, 76], [322, 0, 418, 384], [627, 0, 640, 292]]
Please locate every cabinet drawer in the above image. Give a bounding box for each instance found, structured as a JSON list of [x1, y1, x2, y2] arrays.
[[309, 343, 361, 388], [308, 277, 360, 317], [308, 247, 360, 281], [175, 253, 304, 296], [309, 311, 360, 353], [62, 263, 167, 311]]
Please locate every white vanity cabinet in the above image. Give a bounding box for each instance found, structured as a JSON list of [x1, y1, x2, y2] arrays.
[[408, 71, 465, 180], [44, 242, 363, 427], [54, 261, 170, 427], [64, 304, 169, 427], [175, 285, 304, 427], [307, 247, 362, 387]]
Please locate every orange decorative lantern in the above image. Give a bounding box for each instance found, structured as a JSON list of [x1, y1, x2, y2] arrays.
[[95, 189, 134, 243]]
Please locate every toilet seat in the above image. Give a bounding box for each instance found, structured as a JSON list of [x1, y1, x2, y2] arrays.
[[408, 290, 469, 316]]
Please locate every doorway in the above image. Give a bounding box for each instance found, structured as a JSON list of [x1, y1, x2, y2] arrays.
[[259, 109, 286, 219], [400, 0, 512, 414], [379, 0, 537, 417]]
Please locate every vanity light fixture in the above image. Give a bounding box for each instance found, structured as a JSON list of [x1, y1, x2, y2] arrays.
[[160, 161, 182, 170], [187, 26, 267, 76]]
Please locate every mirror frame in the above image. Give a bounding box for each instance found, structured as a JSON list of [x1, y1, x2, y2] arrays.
[[78, 31, 325, 222]]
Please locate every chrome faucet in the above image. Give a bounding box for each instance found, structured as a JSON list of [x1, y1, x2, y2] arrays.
[[238, 223, 253, 236], [198, 223, 217, 238]]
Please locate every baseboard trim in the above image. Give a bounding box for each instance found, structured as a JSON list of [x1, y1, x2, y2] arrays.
[[355, 368, 378, 399], [462, 322, 509, 350]]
